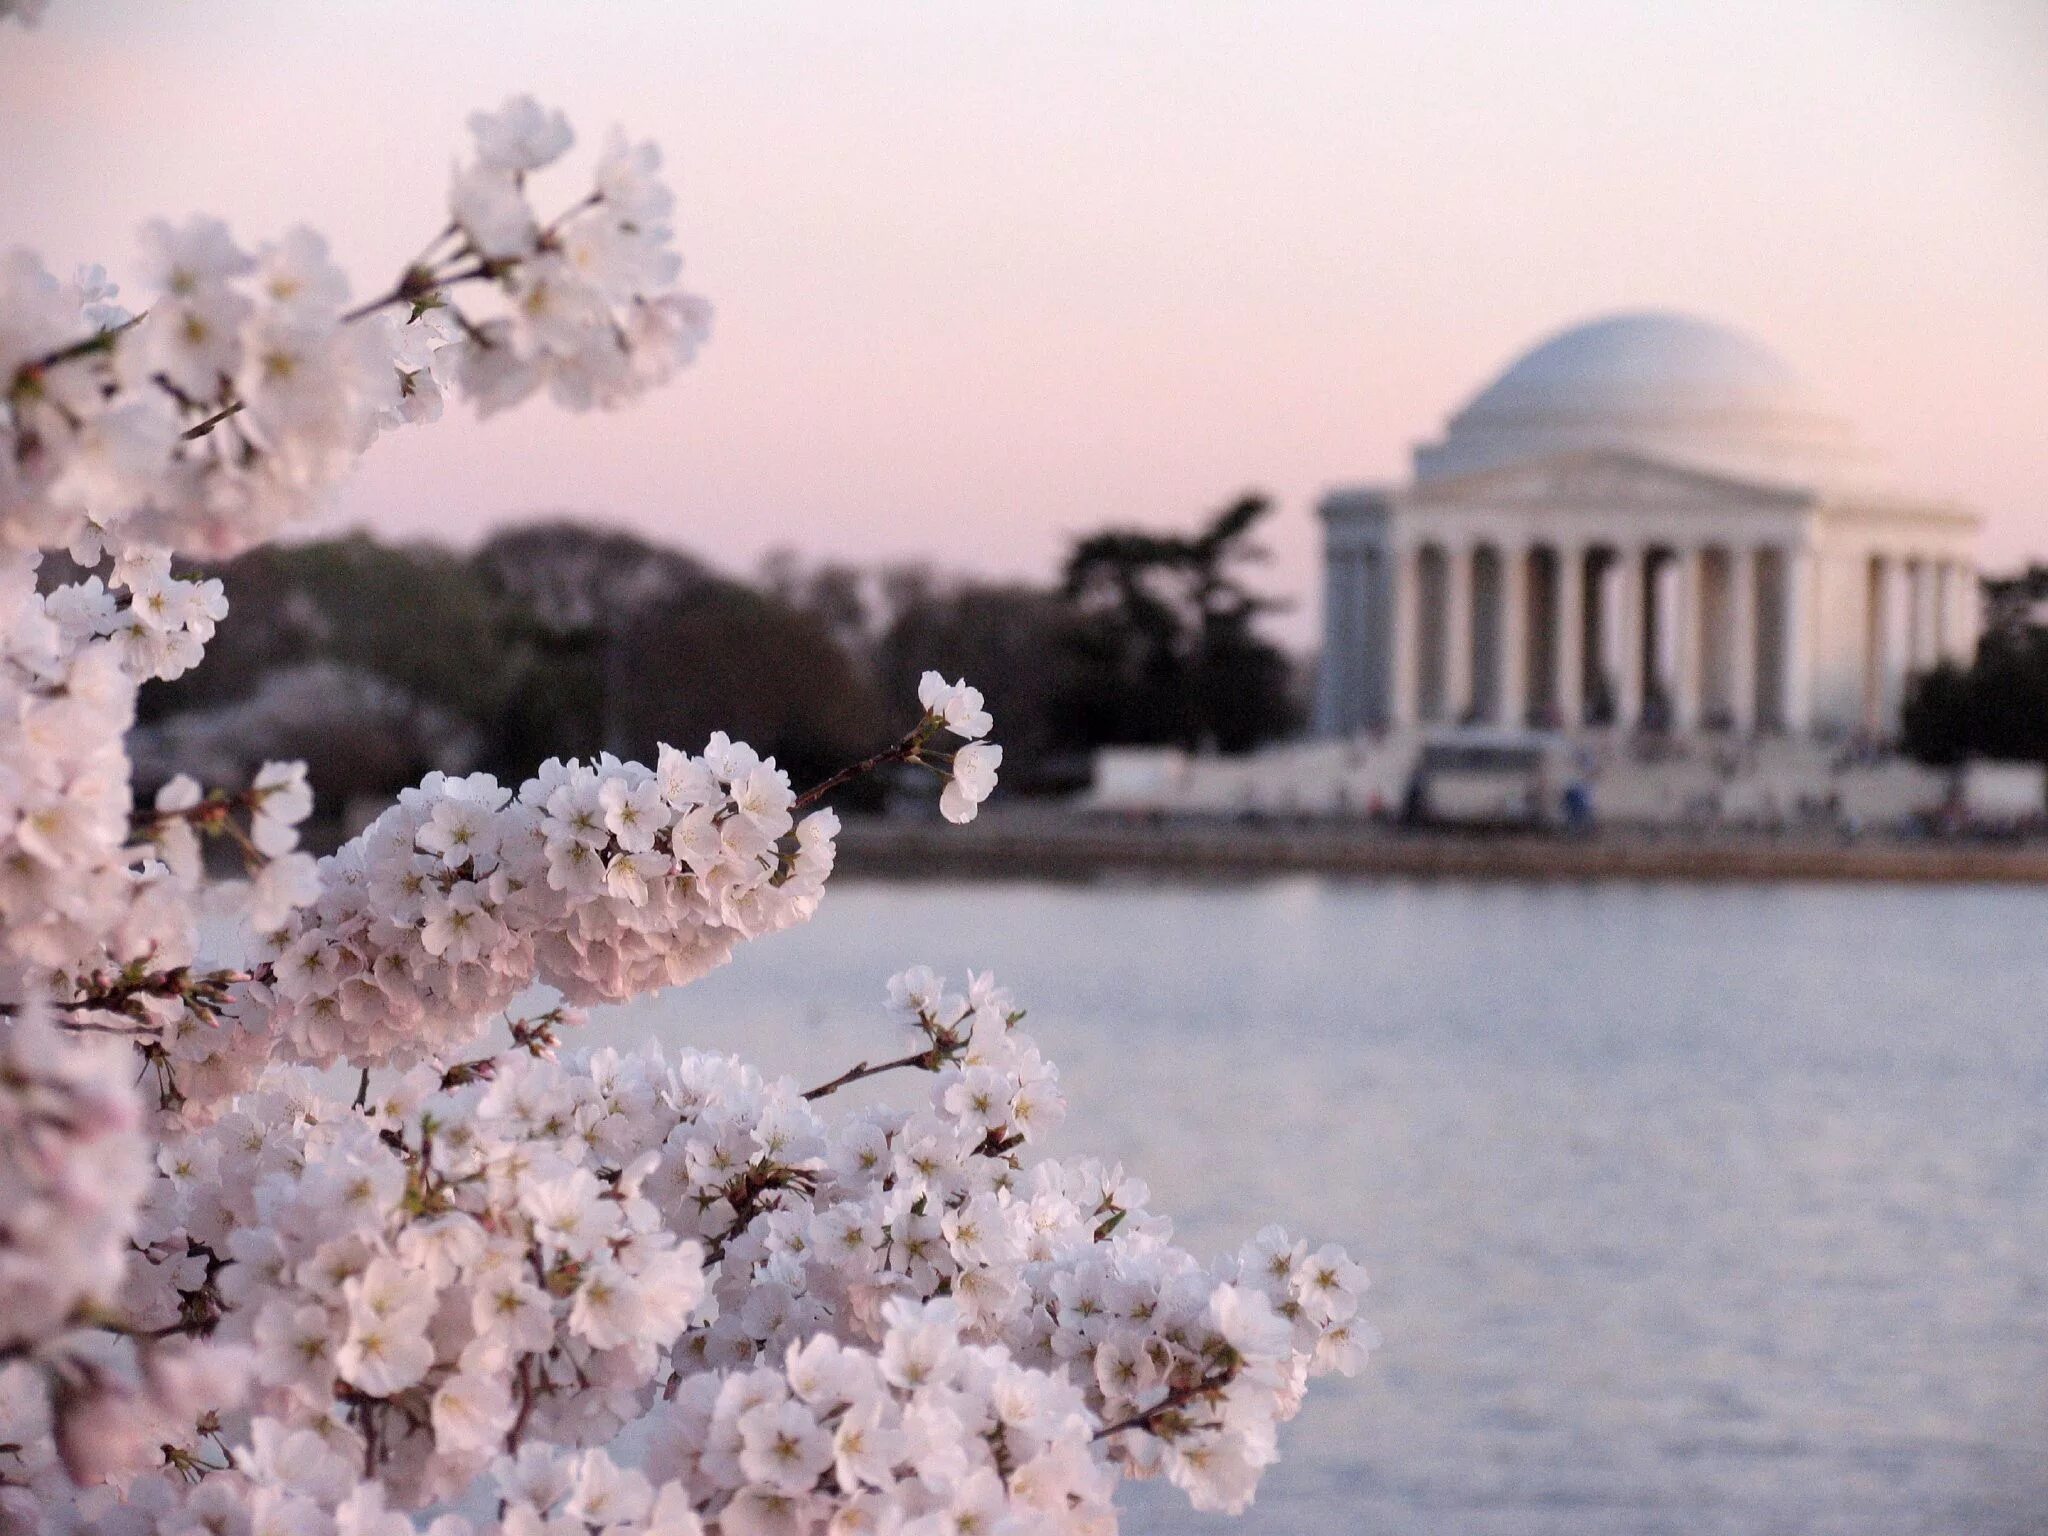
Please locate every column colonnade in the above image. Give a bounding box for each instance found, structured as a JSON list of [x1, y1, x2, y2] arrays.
[[1853, 552, 1976, 736], [1319, 530, 1974, 738], [1381, 535, 1830, 735]]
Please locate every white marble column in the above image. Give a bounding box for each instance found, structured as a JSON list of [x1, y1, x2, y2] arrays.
[[1389, 543, 1418, 728], [1615, 546, 1645, 730], [1678, 547, 1705, 732], [1728, 546, 1757, 733], [1417, 546, 1451, 723], [1444, 542, 1473, 726], [1898, 558, 1917, 677], [1913, 559, 1941, 670], [1925, 560, 1945, 668], [1556, 545, 1585, 731], [1344, 550, 1370, 731], [1498, 543, 1528, 729], [1358, 548, 1384, 727], [1316, 551, 1350, 733], [1781, 544, 1814, 734], [1940, 562, 1978, 663], [1881, 556, 1911, 734], [1932, 560, 1956, 664], [1908, 559, 1936, 672], [1861, 555, 1890, 735]]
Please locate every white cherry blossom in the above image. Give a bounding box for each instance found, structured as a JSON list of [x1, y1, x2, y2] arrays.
[[940, 740, 1001, 824]]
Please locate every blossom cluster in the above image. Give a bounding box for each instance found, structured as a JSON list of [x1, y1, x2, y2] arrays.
[[917, 673, 1001, 824], [0, 79, 1367, 1536], [45, 965, 1366, 1533], [0, 91, 721, 1508], [243, 738, 836, 1073], [0, 549, 221, 987], [0, 1013, 147, 1359], [2, 89, 707, 1013], [135, 1061, 708, 1511], [3, 94, 705, 565], [0, 1008, 254, 1510]]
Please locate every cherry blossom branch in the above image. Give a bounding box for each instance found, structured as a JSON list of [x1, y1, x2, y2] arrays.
[[179, 402, 244, 440], [170, 248, 511, 444], [800, 1044, 948, 1101], [701, 1163, 819, 1265], [132, 782, 268, 835], [791, 723, 931, 811], [5, 314, 145, 394], [335, 187, 600, 329], [505, 1356, 537, 1452], [438, 1006, 569, 1090], [0, 1304, 211, 1365], [0, 964, 258, 1029], [0, 83, 1371, 1523], [336, 258, 489, 326], [1091, 1364, 1237, 1441], [166, 248, 481, 442], [800, 987, 972, 1100]]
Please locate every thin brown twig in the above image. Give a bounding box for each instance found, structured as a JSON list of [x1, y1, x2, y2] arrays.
[[180, 401, 244, 440], [505, 1357, 537, 1452], [0, 964, 258, 1023], [1092, 1368, 1237, 1441], [792, 724, 930, 812], [337, 257, 499, 325], [9, 315, 146, 385], [800, 1045, 944, 1101], [338, 266, 438, 326]]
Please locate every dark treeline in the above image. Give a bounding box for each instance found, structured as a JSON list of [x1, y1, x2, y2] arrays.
[[1903, 565, 2048, 767], [137, 497, 1303, 816]]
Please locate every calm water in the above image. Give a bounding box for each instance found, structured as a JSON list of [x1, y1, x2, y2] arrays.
[[585, 877, 2048, 1536]]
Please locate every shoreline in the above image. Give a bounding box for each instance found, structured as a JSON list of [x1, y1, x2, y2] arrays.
[[832, 811, 2048, 884]]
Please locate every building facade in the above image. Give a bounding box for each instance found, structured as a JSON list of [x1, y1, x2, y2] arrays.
[[1316, 313, 1980, 740]]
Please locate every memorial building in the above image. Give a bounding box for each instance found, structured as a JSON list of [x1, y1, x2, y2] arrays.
[[1315, 313, 1980, 740]]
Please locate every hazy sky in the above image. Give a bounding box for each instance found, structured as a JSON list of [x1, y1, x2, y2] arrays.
[[4, 1, 2043, 642]]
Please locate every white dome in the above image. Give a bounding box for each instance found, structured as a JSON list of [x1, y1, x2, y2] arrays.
[[1413, 311, 1881, 490]]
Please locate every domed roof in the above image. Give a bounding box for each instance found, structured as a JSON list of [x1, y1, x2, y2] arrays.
[[1413, 311, 1880, 490], [1466, 312, 1800, 416]]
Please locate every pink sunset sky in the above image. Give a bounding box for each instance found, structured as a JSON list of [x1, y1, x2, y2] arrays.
[[4, 1, 2043, 645]]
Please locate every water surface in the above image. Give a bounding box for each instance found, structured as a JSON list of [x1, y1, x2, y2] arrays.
[[589, 877, 2048, 1535]]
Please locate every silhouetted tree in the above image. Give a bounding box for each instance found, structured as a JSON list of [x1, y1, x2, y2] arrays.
[[143, 534, 513, 729], [1903, 627, 2048, 767], [472, 521, 717, 769], [1980, 564, 2048, 643], [758, 549, 874, 661], [610, 584, 886, 792], [1901, 661, 1975, 767], [473, 519, 712, 636], [1056, 493, 1298, 753]]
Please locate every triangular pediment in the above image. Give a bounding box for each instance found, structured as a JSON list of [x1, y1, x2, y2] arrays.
[[1410, 449, 1815, 512]]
